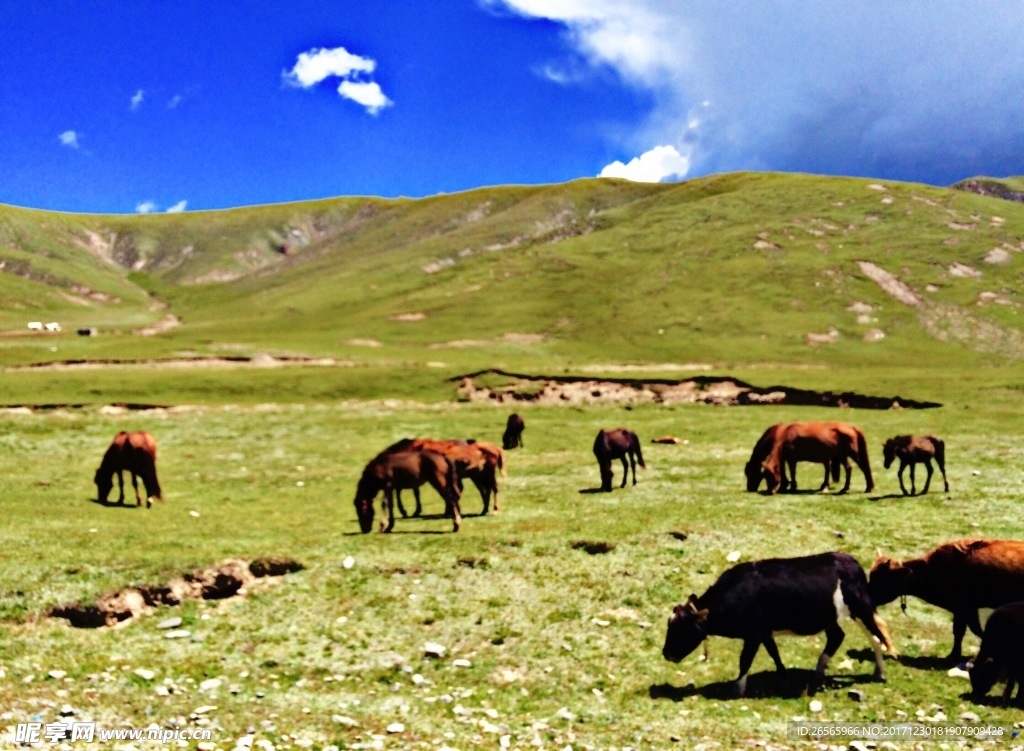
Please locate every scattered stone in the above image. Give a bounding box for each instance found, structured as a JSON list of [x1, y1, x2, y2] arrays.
[[165, 629, 191, 639], [343, 556, 355, 569], [424, 642, 447, 658], [960, 711, 981, 722], [134, 669, 156, 681], [386, 722, 405, 734], [193, 705, 217, 715], [726, 551, 741, 563], [48, 670, 67, 680], [948, 665, 970, 679], [199, 678, 222, 693], [808, 700, 823, 713], [452, 659, 472, 668], [333, 715, 359, 727], [158, 617, 183, 630]]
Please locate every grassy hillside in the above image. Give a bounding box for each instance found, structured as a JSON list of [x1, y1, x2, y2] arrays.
[[1, 172, 1023, 404]]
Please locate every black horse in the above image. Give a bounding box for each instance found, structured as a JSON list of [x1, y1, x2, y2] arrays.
[[502, 413, 525, 450], [593, 428, 645, 492]]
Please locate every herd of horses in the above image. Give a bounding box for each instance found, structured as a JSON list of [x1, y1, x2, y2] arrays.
[[94, 413, 1024, 704]]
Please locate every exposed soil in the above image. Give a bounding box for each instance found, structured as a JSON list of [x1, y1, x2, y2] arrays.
[[47, 557, 302, 628], [4, 354, 348, 373], [451, 369, 940, 409]]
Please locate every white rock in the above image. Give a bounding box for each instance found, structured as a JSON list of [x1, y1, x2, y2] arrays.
[[48, 670, 67, 680], [343, 556, 355, 569], [948, 666, 971, 679], [726, 551, 741, 562], [452, 659, 472, 668], [190, 510, 201, 517], [808, 700, 823, 713], [556, 706, 576, 721], [386, 722, 405, 734], [193, 705, 217, 715], [165, 629, 191, 639], [960, 711, 981, 722], [332, 715, 359, 727], [199, 678, 222, 693], [424, 642, 446, 658], [158, 617, 183, 630], [134, 669, 156, 681]]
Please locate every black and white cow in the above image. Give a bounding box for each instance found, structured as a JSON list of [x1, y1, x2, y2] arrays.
[[662, 552, 895, 697], [969, 602, 1024, 706]]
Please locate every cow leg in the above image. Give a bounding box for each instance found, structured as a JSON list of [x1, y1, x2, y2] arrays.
[[897, 462, 909, 495], [620, 456, 629, 488], [763, 636, 787, 673], [948, 612, 969, 660], [734, 639, 761, 697], [920, 459, 933, 495], [1003, 669, 1017, 707], [812, 623, 846, 692], [854, 620, 888, 680]]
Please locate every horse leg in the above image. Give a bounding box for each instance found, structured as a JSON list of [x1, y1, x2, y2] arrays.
[[920, 459, 933, 495], [817, 461, 830, 492], [909, 463, 917, 495], [619, 456, 629, 488], [897, 462, 909, 496], [395, 489, 409, 518], [129, 471, 143, 506], [838, 460, 852, 494], [382, 488, 395, 533], [116, 470, 126, 504], [599, 460, 613, 492], [472, 476, 490, 515]]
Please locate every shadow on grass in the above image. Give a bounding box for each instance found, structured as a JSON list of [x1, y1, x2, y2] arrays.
[[650, 667, 881, 701], [579, 487, 611, 494], [867, 493, 909, 502], [88, 497, 139, 510]]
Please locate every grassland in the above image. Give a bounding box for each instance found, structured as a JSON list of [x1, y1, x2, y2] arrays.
[[1, 173, 1023, 749]]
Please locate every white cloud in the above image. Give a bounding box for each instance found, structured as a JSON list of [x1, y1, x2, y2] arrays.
[[58, 130, 80, 149], [284, 46, 377, 88], [166, 200, 187, 213], [131, 89, 145, 111], [600, 144, 690, 182], [337, 80, 392, 115], [167, 94, 183, 109], [135, 201, 157, 214], [284, 45, 392, 115]]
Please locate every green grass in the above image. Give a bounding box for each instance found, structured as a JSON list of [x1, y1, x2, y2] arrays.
[[1, 172, 1023, 748], [2, 400, 1023, 749]]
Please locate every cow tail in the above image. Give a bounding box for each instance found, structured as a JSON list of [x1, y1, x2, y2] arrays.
[[857, 429, 874, 490], [633, 433, 646, 469], [872, 612, 897, 657]]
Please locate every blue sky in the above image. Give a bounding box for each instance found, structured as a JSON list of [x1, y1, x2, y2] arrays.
[[3, 1, 1024, 214]]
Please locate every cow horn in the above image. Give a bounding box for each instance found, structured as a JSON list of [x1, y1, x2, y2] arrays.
[[875, 547, 884, 559]]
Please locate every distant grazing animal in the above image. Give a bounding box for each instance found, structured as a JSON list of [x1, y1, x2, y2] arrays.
[[502, 414, 525, 450], [593, 428, 645, 492], [354, 449, 462, 533], [27, 321, 43, 332], [970, 602, 1024, 706], [870, 539, 1024, 660], [662, 552, 894, 697], [760, 421, 873, 495], [385, 438, 505, 516], [882, 434, 948, 496], [746, 423, 846, 493], [94, 431, 162, 508]]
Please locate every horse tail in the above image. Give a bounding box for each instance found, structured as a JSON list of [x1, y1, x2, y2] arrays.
[[831, 458, 841, 483], [932, 436, 946, 470], [632, 432, 646, 469], [498, 447, 507, 478], [856, 428, 874, 491]]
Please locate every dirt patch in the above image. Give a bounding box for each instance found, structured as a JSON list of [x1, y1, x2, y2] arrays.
[[136, 314, 181, 336], [48, 557, 302, 628], [452, 369, 940, 409], [4, 355, 348, 374]]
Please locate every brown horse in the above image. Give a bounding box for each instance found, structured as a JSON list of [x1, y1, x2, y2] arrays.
[[354, 449, 462, 533], [385, 438, 506, 515], [593, 428, 645, 492], [94, 431, 162, 508], [502, 413, 525, 450], [761, 421, 873, 495], [745, 423, 843, 493], [882, 434, 948, 495]]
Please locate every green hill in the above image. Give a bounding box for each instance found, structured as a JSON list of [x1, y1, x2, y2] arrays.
[[2, 172, 1023, 403]]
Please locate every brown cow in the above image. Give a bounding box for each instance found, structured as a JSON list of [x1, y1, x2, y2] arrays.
[[761, 421, 873, 495], [353, 449, 462, 534], [94, 431, 162, 508], [882, 434, 948, 496], [869, 539, 1024, 660], [386, 438, 505, 516]]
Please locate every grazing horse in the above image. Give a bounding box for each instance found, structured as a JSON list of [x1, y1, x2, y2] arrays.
[[746, 423, 844, 493], [593, 428, 645, 492], [882, 434, 948, 495], [354, 449, 462, 533], [94, 431, 162, 508], [385, 438, 506, 516], [502, 413, 525, 450], [761, 421, 873, 495]]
